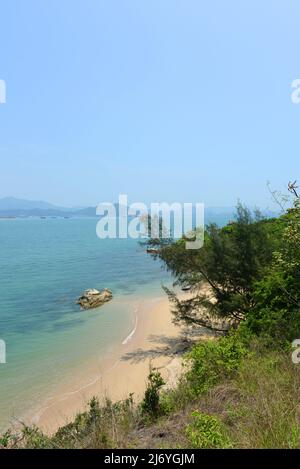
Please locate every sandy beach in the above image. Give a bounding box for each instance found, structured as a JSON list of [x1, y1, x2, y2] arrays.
[[32, 293, 191, 435]]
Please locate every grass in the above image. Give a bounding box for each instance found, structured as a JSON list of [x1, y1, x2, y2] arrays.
[[224, 353, 300, 448]]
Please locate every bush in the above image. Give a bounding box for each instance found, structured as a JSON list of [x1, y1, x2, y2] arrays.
[[21, 426, 52, 449], [53, 395, 135, 448], [0, 430, 13, 448], [185, 411, 231, 448], [185, 331, 250, 395], [141, 368, 165, 419]]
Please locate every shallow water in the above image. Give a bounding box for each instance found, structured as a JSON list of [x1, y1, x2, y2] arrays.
[[0, 218, 171, 431]]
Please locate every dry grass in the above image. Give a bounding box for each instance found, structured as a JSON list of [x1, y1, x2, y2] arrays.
[[127, 351, 300, 449], [224, 353, 300, 448], [3, 346, 300, 449]]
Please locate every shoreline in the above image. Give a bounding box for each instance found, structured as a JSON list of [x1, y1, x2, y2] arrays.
[[28, 293, 189, 435]]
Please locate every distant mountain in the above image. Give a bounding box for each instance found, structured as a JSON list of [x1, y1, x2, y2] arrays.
[[75, 206, 97, 217], [0, 197, 279, 223], [204, 206, 279, 227], [0, 198, 128, 218], [75, 204, 131, 217], [0, 209, 73, 218], [0, 197, 67, 211]]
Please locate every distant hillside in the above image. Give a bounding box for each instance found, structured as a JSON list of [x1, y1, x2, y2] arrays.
[[0, 197, 278, 223], [204, 206, 279, 227], [0, 198, 135, 218], [0, 198, 128, 218], [0, 209, 74, 218], [0, 197, 66, 211], [0, 197, 82, 217]]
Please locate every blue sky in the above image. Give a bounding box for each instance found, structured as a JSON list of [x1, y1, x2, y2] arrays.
[[0, 0, 300, 208]]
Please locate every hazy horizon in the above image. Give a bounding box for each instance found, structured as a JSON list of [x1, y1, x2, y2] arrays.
[[0, 195, 280, 212]]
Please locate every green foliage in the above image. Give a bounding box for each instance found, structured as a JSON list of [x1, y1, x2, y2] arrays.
[[0, 430, 13, 448], [275, 202, 300, 273], [151, 200, 300, 345], [186, 411, 231, 448], [141, 368, 165, 419], [53, 394, 135, 448], [185, 331, 250, 395], [155, 204, 281, 327], [21, 426, 53, 449], [246, 202, 300, 343], [158, 392, 176, 415], [52, 397, 105, 447]]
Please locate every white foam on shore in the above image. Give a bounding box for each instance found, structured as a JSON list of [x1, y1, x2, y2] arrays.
[[31, 361, 121, 425], [32, 307, 139, 425], [122, 308, 138, 345]]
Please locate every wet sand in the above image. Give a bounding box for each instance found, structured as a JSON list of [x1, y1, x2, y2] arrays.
[[33, 293, 187, 435]]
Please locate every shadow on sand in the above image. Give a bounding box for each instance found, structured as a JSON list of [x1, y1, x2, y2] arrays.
[[121, 326, 211, 364]]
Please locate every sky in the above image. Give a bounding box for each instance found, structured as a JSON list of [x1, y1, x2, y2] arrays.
[[0, 0, 300, 208]]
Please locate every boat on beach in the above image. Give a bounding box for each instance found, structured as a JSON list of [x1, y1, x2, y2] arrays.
[[146, 248, 160, 254], [181, 285, 191, 291]]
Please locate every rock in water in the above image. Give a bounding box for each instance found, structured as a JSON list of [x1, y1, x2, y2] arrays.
[[76, 288, 113, 310]]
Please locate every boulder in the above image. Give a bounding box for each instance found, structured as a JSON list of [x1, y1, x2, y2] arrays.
[[76, 288, 113, 310]]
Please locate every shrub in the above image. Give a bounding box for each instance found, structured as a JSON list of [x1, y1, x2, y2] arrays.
[[185, 411, 231, 448], [21, 426, 52, 449], [185, 331, 250, 395], [0, 430, 13, 448], [141, 368, 165, 419]]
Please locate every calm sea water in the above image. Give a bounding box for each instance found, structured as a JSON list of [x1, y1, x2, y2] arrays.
[[0, 218, 172, 431]]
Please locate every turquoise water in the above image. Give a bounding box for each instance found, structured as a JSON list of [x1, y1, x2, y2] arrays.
[[0, 218, 171, 431]]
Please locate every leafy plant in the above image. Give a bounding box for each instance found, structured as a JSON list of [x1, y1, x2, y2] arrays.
[[141, 368, 165, 418], [0, 430, 13, 448], [186, 411, 231, 448], [185, 331, 250, 395]]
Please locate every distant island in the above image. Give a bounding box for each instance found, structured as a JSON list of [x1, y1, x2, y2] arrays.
[[0, 197, 115, 218]]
